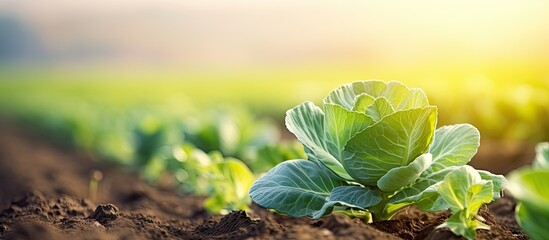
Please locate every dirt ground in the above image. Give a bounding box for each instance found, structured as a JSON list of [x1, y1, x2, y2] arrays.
[[0, 119, 531, 239]]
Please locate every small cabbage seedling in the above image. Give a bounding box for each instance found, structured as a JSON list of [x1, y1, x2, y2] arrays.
[[508, 142, 549, 240], [249, 80, 506, 240], [173, 146, 254, 214]]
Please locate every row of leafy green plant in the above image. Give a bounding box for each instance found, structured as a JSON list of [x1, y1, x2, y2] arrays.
[[3, 71, 548, 144], [0, 96, 304, 213]]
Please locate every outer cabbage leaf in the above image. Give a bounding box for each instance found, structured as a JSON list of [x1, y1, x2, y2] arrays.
[[249, 160, 345, 217], [423, 124, 480, 176], [285, 102, 352, 180], [312, 186, 381, 218], [377, 153, 432, 192], [343, 107, 437, 186]]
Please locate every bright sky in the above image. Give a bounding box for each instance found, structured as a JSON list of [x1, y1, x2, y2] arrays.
[[1, 0, 548, 77]]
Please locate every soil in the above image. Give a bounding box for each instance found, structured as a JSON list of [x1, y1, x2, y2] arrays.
[[0, 118, 530, 240]]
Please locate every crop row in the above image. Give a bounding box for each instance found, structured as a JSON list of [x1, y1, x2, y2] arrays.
[[0, 80, 547, 239], [1, 96, 304, 213]]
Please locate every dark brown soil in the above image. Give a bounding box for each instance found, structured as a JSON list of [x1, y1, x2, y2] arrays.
[[0, 119, 529, 239]]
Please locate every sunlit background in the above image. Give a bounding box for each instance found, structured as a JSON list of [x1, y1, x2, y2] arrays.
[[1, 0, 548, 143]]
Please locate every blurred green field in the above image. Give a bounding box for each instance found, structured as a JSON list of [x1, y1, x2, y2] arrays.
[[1, 67, 548, 141]]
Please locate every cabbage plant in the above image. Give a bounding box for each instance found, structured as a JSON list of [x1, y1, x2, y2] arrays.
[[171, 146, 254, 214], [249, 80, 506, 239], [508, 142, 549, 240]]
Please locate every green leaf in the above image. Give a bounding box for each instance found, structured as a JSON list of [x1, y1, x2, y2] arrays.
[[390, 167, 457, 204], [515, 202, 549, 240], [377, 153, 432, 192], [388, 169, 456, 213], [352, 93, 375, 112], [312, 186, 382, 218], [365, 97, 395, 121], [392, 166, 504, 215], [508, 168, 549, 214], [437, 210, 489, 240], [285, 102, 352, 180], [343, 107, 437, 186], [437, 165, 493, 213], [436, 165, 494, 240], [218, 158, 255, 202], [382, 81, 428, 110], [249, 160, 345, 217], [329, 186, 382, 206], [533, 142, 549, 169], [508, 168, 549, 240], [478, 170, 508, 200], [415, 186, 449, 212], [323, 81, 387, 110], [424, 124, 480, 175], [396, 87, 430, 110], [323, 103, 374, 160], [205, 158, 255, 213]]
